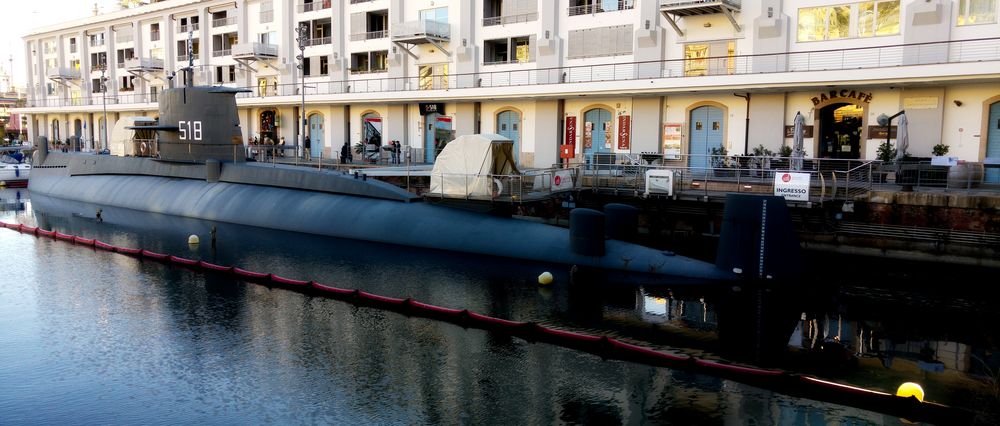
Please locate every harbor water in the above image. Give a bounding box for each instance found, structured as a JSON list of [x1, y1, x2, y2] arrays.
[[1, 188, 997, 425]]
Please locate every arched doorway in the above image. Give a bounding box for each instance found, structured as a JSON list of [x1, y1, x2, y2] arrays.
[[687, 105, 724, 170], [817, 103, 864, 159], [986, 100, 1000, 183], [308, 113, 323, 159], [259, 110, 277, 143], [361, 112, 382, 163], [583, 107, 613, 166], [496, 109, 520, 161]]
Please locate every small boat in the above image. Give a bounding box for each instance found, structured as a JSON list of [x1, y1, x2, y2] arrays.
[[0, 146, 31, 187]]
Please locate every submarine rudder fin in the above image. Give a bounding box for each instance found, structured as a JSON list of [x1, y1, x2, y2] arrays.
[[715, 194, 802, 282]]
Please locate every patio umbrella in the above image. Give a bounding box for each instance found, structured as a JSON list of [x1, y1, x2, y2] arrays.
[[791, 111, 805, 171], [895, 112, 909, 163]]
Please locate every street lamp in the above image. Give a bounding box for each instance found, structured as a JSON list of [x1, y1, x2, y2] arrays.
[[100, 64, 108, 153], [295, 23, 308, 159]]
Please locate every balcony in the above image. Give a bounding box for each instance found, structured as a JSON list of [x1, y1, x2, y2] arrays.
[[349, 0, 373, 3], [179, 23, 200, 33], [125, 57, 164, 72], [90, 39, 105, 48], [232, 43, 279, 72], [177, 53, 201, 61], [116, 33, 134, 43], [212, 49, 232, 57], [212, 16, 236, 28], [47, 67, 81, 82], [569, 1, 635, 16], [392, 19, 450, 58], [350, 30, 388, 41], [298, 1, 331, 13], [660, 0, 742, 35], [483, 12, 538, 26], [304, 37, 332, 47]]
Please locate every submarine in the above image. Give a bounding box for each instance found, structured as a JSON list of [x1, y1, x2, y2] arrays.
[[28, 66, 799, 285]]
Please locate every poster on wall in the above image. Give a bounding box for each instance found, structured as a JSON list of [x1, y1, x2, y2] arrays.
[[617, 115, 631, 150], [783, 125, 814, 138], [604, 121, 613, 149], [565, 116, 577, 147], [583, 122, 593, 149], [663, 123, 682, 159]]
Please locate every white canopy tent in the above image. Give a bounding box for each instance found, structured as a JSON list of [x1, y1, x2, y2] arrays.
[[429, 134, 520, 197]]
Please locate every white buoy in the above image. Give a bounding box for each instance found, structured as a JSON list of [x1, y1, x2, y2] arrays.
[[188, 234, 200, 245], [537, 271, 554, 285]]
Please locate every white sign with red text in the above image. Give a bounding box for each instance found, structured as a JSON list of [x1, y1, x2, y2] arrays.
[[773, 172, 810, 201]]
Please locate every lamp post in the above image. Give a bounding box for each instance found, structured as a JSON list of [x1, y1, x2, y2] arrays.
[[296, 23, 308, 159], [100, 64, 108, 153]]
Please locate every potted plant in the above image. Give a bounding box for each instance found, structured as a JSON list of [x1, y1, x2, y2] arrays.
[[710, 146, 736, 177], [874, 140, 897, 183], [932, 143, 949, 157], [749, 144, 774, 177]]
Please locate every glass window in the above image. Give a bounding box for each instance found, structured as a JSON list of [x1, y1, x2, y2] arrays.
[[684, 44, 708, 77], [875, 1, 900, 35], [798, 2, 897, 41], [958, 0, 997, 25]]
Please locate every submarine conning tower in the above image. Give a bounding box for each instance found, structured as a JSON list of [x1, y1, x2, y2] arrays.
[[154, 67, 247, 163]]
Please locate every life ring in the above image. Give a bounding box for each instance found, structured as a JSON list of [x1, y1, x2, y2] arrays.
[[492, 178, 503, 197]]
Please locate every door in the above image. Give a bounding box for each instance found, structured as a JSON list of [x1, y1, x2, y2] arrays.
[[987, 102, 1000, 183], [309, 114, 323, 159], [583, 108, 613, 167], [688, 106, 724, 171], [424, 114, 453, 163], [497, 110, 520, 162]]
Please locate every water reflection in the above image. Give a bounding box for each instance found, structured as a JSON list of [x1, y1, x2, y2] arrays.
[[2, 188, 998, 424]]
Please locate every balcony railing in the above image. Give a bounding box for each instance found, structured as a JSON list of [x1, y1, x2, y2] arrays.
[[298, 1, 331, 13], [483, 12, 539, 26], [116, 61, 126, 69], [24, 37, 1000, 109], [350, 67, 388, 75], [392, 20, 450, 40], [90, 39, 105, 47], [304, 37, 332, 47], [349, 30, 389, 41], [69, 45, 78, 54], [178, 23, 200, 33], [177, 53, 201, 61], [484, 57, 534, 66], [569, 0, 635, 16], [661, 0, 741, 8], [350, 0, 374, 3], [260, 10, 274, 23], [232, 42, 279, 58], [116, 33, 134, 43], [125, 57, 164, 70], [212, 49, 232, 57], [90, 62, 108, 72], [212, 16, 237, 27], [46, 67, 81, 80]]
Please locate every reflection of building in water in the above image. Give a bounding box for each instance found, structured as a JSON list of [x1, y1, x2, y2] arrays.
[[637, 293, 717, 331]]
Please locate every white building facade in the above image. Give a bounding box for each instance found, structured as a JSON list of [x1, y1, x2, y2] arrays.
[[16, 0, 1000, 171]]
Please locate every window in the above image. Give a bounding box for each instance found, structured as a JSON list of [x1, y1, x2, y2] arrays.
[[120, 76, 135, 92], [684, 41, 735, 76], [260, 31, 278, 45], [958, 0, 997, 25], [215, 65, 236, 83], [261, 0, 274, 23], [303, 57, 312, 76], [567, 25, 633, 59], [484, 0, 539, 25], [70, 59, 80, 70], [69, 37, 77, 53], [150, 23, 161, 41], [420, 7, 448, 23], [92, 78, 104, 93], [485, 36, 534, 64], [797, 1, 900, 41], [351, 51, 388, 74], [150, 48, 163, 60], [418, 64, 448, 90], [319, 56, 329, 76]]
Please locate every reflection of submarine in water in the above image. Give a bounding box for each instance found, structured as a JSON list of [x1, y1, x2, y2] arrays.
[[28, 67, 799, 285]]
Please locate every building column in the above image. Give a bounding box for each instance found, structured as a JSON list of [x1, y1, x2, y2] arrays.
[[632, 97, 663, 154], [387, 104, 409, 156], [327, 105, 349, 160], [106, 26, 118, 99]]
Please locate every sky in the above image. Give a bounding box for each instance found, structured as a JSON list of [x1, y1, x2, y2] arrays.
[[2, 1, 122, 88]]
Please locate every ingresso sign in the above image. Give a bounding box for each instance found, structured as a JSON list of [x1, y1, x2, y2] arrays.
[[773, 172, 810, 201]]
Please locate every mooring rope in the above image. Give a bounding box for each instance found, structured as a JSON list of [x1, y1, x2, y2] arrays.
[[0, 220, 960, 424]]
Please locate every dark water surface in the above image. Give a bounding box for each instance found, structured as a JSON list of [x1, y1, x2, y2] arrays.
[[1, 188, 997, 425]]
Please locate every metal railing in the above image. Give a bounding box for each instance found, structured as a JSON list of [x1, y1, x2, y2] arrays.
[[392, 19, 450, 40], [212, 16, 237, 27], [176, 53, 200, 61], [303, 37, 332, 47], [661, 0, 741, 8], [569, 1, 635, 16], [46, 67, 81, 80], [212, 49, 231, 57], [260, 10, 274, 23], [116, 33, 134, 43], [483, 12, 538, 26], [298, 1, 331, 13], [90, 38, 105, 47], [350, 67, 388, 75], [24, 37, 1000, 109], [178, 23, 199, 33], [578, 153, 877, 202], [125, 57, 164, 70], [350, 30, 389, 41], [426, 167, 581, 201], [350, 0, 374, 3], [232, 42, 278, 58]]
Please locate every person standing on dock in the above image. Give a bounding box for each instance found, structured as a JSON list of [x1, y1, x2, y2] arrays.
[[341, 141, 353, 164]]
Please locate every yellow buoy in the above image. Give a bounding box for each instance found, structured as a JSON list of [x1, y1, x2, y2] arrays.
[[537, 271, 554, 285], [896, 382, 925, 402], [188, 234, 200, 245]]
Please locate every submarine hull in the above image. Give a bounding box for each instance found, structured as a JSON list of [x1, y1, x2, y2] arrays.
[[28, 155, 733, 285]]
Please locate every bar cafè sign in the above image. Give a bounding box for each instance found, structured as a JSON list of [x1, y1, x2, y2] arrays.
[[811, 89, 872, 106]]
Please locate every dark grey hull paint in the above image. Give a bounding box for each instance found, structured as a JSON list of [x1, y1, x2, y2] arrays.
[[29, 154, 734, 284]]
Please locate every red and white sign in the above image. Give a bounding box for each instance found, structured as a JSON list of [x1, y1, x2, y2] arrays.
[[617, 115, 631, 150], [773, 172, 811, 201], [565, 116, 577, 146], [552, 170, 575, 191]]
